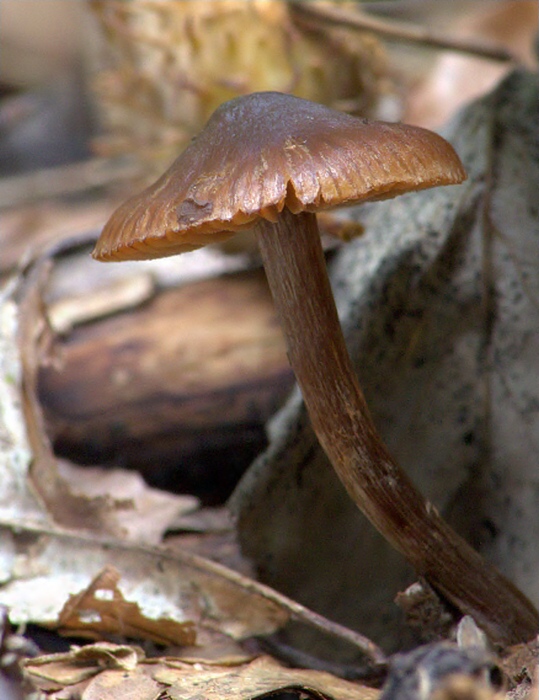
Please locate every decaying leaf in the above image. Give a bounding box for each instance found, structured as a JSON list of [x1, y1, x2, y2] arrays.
[[0, 514, 386, 668], [56, 461, 199, 545], [0, 279, 48, 528], [0, 519, 289, 645], [24, 646, 379, 700], [499, 638, 538, 692], [0, 242, 219, 540], [0, 246, 386, 668], [161, 656, 379, 700], [89, 0, 390, 174], [81, 669, 162, 700], [14, 256, 160, 536], [57, 566, 196, 646], [25, 642, 142, 685]]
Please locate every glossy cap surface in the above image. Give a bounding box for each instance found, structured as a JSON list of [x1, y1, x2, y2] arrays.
[[94, 91, 466, 261]]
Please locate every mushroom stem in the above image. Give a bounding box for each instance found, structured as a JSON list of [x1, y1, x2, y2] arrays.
[[255, 208, 538, 647]]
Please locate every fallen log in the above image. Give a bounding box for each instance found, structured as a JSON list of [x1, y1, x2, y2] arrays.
[[39, 268, 293, 503]]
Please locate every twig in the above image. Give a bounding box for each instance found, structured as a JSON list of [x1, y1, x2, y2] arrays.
[[0, 157, 141, 210], [290, 2, 518, 63], [258, 635, 387, 682]]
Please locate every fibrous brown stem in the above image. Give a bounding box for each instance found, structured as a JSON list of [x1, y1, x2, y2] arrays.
[[255, 208, 538, 647]]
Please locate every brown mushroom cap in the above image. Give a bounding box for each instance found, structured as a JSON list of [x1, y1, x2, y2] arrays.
[[93, 91, 466, 261]]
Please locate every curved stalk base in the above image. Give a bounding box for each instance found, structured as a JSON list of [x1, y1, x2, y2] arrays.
[[255, 208, 538, 647]]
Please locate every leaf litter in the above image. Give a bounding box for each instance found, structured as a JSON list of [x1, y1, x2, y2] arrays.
[[1, 53, 538, 700], [0, 245, 383, 698]]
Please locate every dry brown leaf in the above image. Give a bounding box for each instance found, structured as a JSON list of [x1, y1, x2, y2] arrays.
[[57, 566, 196, 646], [1, 228, 383, 669], [56, 462, 199, 545], [82, 668, 162, 700], [15, 256, 155, 536], [0, 246, 215, 541], [405, 0, 538, 128], [24, 643, 160, 699], [25, 660, 95, 689], [0, 198, 113, 275], [25, 646, 379, 700], [499, 638, 538, 691], [159, 655, 379, 700], [26, 642, 142, 685], [170, 637, 256, 667], [0, 522, 288, 645], [0, 516, 383, 666]]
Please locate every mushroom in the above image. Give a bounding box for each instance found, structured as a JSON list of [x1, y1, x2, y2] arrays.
[[93, 92, 538, 645]]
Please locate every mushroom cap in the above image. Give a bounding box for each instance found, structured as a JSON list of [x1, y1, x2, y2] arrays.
[[93, 91, 466, 261]]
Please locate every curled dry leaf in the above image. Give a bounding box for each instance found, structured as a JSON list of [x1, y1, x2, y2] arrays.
[[0, 278, 48, 528], [11, 255, 162, 536], [56, 461, 199, 545], [56, 566, 196, 647], [25, 641, 142, 686], [25, 646, 379, 700], [0, 520, 288, 650], [0, 243, 202, 541], [0, 220, 384, 670]]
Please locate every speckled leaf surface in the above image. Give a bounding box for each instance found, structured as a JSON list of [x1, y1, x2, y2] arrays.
[[231, 70, 539, 653]]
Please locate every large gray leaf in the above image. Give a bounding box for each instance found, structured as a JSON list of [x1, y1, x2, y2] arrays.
[[231, 69, 539, 654]]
